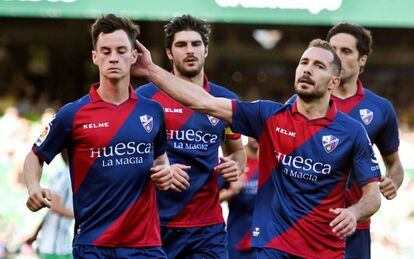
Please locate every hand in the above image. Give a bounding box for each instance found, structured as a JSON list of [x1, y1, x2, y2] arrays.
[[170, 164, 191, 192], [215, 156, 240, 182], [131, 40, 153, 78], [379, 175, 397, 200], [329, 208, 357, 238], [26, 186, 52, 212], [150, 164, 172, 191]]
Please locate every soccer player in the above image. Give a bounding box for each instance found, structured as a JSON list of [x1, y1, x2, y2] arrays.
[[23, 14, 172, 258], [136, 15, 245, 258], [132, 38, 382, 258], [220, 137, 259, 259], [327, 23, 404, 259]]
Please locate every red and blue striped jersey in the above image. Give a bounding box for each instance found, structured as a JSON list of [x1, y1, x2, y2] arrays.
[[230, 99, 381, 258], [33, 83, 167, 247], [136, 76, 240, 227], [227, 156, 258, 254], [332, 81, 399, 229]]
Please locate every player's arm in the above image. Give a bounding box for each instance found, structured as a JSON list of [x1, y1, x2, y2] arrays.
[[132, 40, 233, 123], [219, 178, 244, 202], [49, 193, 74, 218], [329, 182, 381, 238], [150, 152, 173, 191], [23, 150, 52, 212], [217, 137, 246, 182], [379, 151, 404, 200]]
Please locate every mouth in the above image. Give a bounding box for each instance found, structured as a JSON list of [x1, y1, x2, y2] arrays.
[[298, 76, 315, 86], [184, 57, 198, 63]]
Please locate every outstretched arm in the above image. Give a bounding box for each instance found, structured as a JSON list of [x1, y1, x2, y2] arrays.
[[132, 40, 233, 124]]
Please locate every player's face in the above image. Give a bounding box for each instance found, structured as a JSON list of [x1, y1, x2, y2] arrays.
[[329, 33, 367, 83], [167, 30, 207, 78], [294, 47, 338, 101], [92, 30, 138, 81]]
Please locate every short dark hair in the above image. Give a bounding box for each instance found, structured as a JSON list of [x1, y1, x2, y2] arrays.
[[307, 38, 342, 76], [326, 22, 373, 57], [91, 14, 140, 50], [164, 14, 211, 49]]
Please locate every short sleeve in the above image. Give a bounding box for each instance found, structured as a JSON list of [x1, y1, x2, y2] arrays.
[[352, 125, 382, 186], [33, 107, 72, 164], [374, 102, 399, 155]]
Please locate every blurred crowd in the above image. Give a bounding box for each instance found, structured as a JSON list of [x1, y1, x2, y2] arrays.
[[0, 106, 413, 259]]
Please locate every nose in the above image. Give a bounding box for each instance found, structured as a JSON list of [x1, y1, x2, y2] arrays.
[[109, 52, 119, 63], [185, 45, 194, 55]]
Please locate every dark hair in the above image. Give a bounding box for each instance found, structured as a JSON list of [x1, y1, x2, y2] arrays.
[[164, 14, 211, 49], [307, 38, 342, 76], [91, 14, 140, 50], [326, 22, 373, 57]]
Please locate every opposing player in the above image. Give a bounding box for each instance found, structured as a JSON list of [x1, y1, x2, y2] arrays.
[[327, 23, 404, 259], [136, 15, 245, 258], [23, 14, 171, 258], [132, 38, 382, 258], [220, 137, 259, 259]]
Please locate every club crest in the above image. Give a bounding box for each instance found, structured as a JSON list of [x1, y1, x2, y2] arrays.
[[322, 135, 339, 153], [140, 115, 153, 133], [207, 115, 220, 126], [359, 109, 373, 125]]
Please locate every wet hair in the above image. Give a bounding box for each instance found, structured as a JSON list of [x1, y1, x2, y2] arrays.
[[326, 22, 373, 57], [91, 14, 140, 49], [164, 14, 211, 49], [307, 38, 342, 76]]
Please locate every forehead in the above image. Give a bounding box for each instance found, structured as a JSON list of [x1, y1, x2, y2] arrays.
[[96, 29, 131, 49], [173, 30, 203, 43], [301, 47, 334, 65], [329, 33, 358, 50]]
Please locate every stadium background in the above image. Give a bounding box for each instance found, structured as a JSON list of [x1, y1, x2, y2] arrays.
[[0, 0, 413, 258]]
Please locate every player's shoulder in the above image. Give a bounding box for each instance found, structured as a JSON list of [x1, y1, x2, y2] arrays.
[[364, 88, 395, 111], [208, 82, 238, 99], [56, 94, 91, 119], [335, 110, 366, 133], [135, 82, 158, 98], [136, 93, 164, 113]]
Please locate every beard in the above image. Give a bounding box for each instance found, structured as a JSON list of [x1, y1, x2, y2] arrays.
[[294, 75, 326, 102], [174, 58, 204, 78]]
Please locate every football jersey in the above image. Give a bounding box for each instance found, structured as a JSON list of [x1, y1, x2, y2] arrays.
[[33, 83, 167, 247], [231, 99, 381, 258], [136, 76, 240, 228], [332, 81, 399, 229], [227, 156, 258, 253]]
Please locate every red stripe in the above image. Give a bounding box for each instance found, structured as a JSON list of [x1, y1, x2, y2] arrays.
[[71, 100, 136, 193], [235, 230, 252, 250]]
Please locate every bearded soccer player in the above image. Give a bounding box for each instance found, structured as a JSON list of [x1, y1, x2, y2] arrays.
[[132, 38, 382, 258], [219, 137, 259, 259], [23, 14, 172, 258], [327, 23, 404, 259], [136, 15, 245, 258]]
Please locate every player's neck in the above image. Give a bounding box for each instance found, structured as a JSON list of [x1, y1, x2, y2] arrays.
[[174, 68, 204, 88], [296, 94, 331, 120], [97, 76, 131, 105], [333, 77, 358, 99]]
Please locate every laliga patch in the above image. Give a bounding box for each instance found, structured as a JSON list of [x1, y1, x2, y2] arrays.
[[207, 115, 220, 126], [359, 109, 373, 125], [322, 135, 339, 153], [140, 115, 153, 133], [35, 125, 50, 146]]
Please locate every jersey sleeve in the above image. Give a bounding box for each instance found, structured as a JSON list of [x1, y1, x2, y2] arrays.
[[153, 105, 167, 158], [224, 126, 241, 140], [136, 83, 157, 99], [231, 100, 281, 140], [375, 102, 399, 155], [352, 125, 382, 186], [32, 107, 72, 164]]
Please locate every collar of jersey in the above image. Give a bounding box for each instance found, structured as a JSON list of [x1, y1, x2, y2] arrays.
[[290, 99, 337, 125], [331, 80, 365, 103], [89, 82, 138, 103], [170, 71, 211, 93]]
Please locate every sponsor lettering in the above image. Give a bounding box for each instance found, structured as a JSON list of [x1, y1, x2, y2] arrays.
[[164, 107, 183, 113], [83, 122, 109, 129], [167, 129, 218, 151], [275, 127, 296, 137]]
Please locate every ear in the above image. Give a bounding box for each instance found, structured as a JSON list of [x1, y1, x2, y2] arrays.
[[328, 76, 341, 91], [166, 48, 173, 61], [131, 49, 138, 63], [92, 50, 97, 65], [358, 54, 367, 70], [204, 45, 209, 58]]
